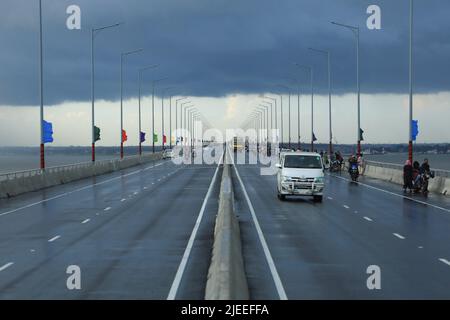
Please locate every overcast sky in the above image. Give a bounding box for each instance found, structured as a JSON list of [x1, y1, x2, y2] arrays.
[[0, 0, 449, 146]]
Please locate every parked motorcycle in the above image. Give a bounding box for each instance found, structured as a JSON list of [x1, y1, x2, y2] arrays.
[[330, 160, 342, 173], [413, 171, 435, 194]]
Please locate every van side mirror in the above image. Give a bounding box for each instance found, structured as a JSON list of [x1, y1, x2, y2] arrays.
[[275, 163, 282, 169]]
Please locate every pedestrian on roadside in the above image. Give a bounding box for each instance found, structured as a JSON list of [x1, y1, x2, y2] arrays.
[[403, 159, 413, 193]]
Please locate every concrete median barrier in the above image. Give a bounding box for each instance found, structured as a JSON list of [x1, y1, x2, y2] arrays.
[[205, 164, 249, 300], [0, 152, 163, 199]]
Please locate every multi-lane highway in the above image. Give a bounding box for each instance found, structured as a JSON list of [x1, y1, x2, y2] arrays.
[[1, 149, 450, 299], [0, 156, 221, 299], [233, 158, 450, 299]]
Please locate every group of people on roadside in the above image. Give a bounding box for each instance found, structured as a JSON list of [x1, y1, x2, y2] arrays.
[[403, 158, 432, 193]]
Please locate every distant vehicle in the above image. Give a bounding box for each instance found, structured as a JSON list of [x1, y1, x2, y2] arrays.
[[276, 152, 325, 202], [233, 137, 244, 152], [162, 149, 174, 159]]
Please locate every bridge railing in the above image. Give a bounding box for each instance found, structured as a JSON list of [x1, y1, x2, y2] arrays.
[[0, 154, 154, 182], [365, 160, 450, 178]]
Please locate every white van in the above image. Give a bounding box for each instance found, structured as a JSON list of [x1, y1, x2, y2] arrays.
[[276, 152, 325, 202]]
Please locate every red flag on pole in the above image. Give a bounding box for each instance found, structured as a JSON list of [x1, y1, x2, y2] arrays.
[[122, 130, 128, 143], [163, 135, 167, 144]]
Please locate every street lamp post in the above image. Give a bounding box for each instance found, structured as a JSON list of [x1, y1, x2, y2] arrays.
[[120, 48, 143, 159], [184, 106, 195, 146], [258, 104, 270, 143], [175, 97, 188, 145], [91, 22, 122, 162], [332, 21, 361, 156], [161, 87, 174, 150], [138, 65, 158, 155], [294, 64, 314, 151], [286, 77, 302, 149], [39, 0, 44, 169], [261, 100, 273, 141], [277, 85, 292, 149], [309, 48, 333, 156], [264, 96, 278, 143], [408, 0, 414, 162], [181, 102, 193, 145], [151, 77, 168, 153]]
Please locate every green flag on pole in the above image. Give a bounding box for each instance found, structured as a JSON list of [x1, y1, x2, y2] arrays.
[[153, 133, 158, 143], [94, 126, 101, 142]]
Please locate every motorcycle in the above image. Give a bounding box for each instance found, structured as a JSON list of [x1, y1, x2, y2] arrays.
[[349, 163, 359, 182], [330, 160, 342, 173], [413, 171, 434, 194]]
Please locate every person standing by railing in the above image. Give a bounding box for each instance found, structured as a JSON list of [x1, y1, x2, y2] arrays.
[[403, 160, 413, 193]]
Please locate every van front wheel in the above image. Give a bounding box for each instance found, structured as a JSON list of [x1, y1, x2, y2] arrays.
[[313, 195, 323, 203]]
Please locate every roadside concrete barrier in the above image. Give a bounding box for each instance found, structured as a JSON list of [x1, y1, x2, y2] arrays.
[[363, 161, 449, 196], [205, 164, 249, 300], [0, 152, 163, 199]]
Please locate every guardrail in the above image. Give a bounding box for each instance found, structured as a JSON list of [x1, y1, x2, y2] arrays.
[[0, 153, 163, 199], [365, 160, 450, 178], [0, 154, 152, 182]]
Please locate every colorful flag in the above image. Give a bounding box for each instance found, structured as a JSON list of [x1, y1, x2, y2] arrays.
[[43, 120, 54, 143], [163, 135, 167, 144], [412, 120, 419, 141], [359, 128, 365, 141], [140, 131, 146, 143], [312, 133, 317, 142], [153, 133, 158, 143], [94, 126, 101, 142], [122, 130, 128, 143]]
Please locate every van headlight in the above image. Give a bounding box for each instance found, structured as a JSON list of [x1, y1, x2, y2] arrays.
[[314, 177, 324, 184], [281, 176, 292, 182]]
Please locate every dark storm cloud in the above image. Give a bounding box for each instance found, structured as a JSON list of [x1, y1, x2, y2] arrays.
[[0, 0, 449, 106]]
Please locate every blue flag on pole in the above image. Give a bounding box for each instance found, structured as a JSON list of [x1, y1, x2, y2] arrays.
[[312, 133, 317, 142], [43, 120, 54, 143], [412, 120, 419, 141], [140, 131, 146, 143]]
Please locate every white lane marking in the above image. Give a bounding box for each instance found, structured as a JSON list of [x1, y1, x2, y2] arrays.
[[81, 219, 90, 224], [438, 258, 450, 266], [0, 160, 170, 218], [157, 179, 161, 182], [232, 159, 288, 300], [134, 192, 139, 195], [143, 187, 148, 190], [363, 217, 373, 222], [343, 205, 350, 209], [30, 249, 36, 253], [330, 174, 450, 213], [104, 207, 111, 211], [327, 196, 333, 200], [0, 262, 14, 272], [121, 199, 126, 202], [393, 233, 405, 240], [354, 210, 359, 214], [167, 154, 223, 300], [418, 246, 424, 249], [48, 235, 61, 242]]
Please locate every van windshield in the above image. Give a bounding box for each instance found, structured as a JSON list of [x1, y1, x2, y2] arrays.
[[283, 155, 322, 169]]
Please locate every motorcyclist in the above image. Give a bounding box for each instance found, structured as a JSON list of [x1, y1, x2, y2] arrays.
[[348, 154, 358, 173], [419, 159, 433, 193], [323, 152, 329, 168], [420, 159, 431, 175]]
